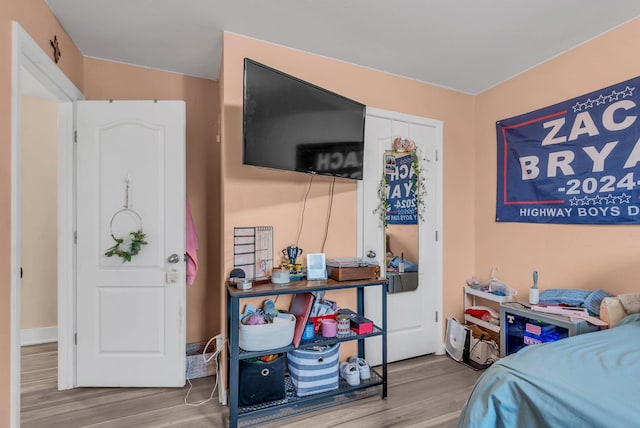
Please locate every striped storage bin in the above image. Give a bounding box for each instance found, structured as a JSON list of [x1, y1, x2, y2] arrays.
[[287, 344, 340, 396]]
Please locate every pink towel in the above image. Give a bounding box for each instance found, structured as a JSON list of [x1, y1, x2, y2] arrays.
[[186, 200, 199, 285]]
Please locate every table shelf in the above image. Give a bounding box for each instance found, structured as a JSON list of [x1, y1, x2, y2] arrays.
[[227, 278, 387, 428]]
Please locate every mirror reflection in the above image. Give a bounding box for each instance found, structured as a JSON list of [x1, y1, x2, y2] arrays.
[[386, 225, 419, 293]]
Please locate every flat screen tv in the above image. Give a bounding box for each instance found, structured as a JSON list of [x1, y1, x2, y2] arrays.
[[243, 58, 366, 180]]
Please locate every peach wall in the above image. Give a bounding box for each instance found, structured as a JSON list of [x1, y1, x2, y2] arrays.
[[474, 18, 640, 298], [20, 96, 58, 330], [219, 33, 476, 350], [3, 6, 637, 428], [83, 58, 221, 343], [1, 1, 84, 424]]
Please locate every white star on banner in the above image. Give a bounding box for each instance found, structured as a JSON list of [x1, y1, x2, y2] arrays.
[[621, 86, 635, 98]]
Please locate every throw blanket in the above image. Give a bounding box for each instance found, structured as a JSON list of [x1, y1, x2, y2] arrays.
[[186, 200, 199, 285], [458, 313, 640, 428], [538, 288, 612, 315]]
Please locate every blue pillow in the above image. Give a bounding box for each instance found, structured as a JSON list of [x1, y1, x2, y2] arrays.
[[583, 289, 613, 316]]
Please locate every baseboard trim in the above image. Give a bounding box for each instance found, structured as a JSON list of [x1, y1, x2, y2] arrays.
[[21, 326, 58, 346]]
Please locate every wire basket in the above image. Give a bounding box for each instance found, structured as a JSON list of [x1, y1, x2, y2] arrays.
[[186, 341, 217, 379]]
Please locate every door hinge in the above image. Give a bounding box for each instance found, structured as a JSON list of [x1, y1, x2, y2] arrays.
[[74, 231, 77, 244], [74, 130, 77, 143], [74, 333, 77, 345], [435, 311, 439, 323], [435, 230, 438, 241], [435, 149, 439, 161]]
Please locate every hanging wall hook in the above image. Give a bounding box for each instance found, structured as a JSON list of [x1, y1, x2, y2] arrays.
[[124, 173, 131, 208]]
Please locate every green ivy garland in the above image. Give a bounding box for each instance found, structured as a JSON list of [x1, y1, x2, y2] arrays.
[[374, 173, 390, 227], [373, 137, 427, 227]]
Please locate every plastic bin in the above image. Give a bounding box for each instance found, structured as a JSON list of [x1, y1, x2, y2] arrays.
[[308, 313, 337, 333]]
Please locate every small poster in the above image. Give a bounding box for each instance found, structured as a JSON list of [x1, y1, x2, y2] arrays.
[[386, 153, 417, 225]]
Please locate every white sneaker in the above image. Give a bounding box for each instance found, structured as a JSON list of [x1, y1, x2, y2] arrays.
[[348, 356, 371, 380], [339, 361, 360, 386]]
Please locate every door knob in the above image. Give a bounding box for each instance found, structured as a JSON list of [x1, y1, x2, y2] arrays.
[[367, 250, 376, 258], [167, 253, 180, 264]]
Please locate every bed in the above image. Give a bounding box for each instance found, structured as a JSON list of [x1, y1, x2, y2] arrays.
[[457, 310, 640, 428]]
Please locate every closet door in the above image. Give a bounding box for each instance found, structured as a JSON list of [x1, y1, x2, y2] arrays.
[[360, 107, 443, 364]]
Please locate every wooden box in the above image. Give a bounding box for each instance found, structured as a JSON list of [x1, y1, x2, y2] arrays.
[[327, 265, 380, 281]]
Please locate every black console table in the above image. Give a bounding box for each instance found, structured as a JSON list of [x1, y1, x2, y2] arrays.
[[226, 278, 387, 427]]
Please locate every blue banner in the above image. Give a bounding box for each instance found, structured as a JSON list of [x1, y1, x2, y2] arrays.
[[386, 153, 417, 225], [497, 76, 640, 224]]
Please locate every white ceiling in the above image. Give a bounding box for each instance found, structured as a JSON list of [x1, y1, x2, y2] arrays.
[[45, 1, 640, 94]]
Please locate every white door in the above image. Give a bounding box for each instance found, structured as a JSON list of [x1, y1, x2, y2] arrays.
[[360, 107, 443, 365], [76, 101, 186, 387]]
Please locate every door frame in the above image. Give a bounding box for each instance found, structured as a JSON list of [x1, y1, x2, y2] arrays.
[[11, 21, 83, 426], [357, 106, 444, 356]]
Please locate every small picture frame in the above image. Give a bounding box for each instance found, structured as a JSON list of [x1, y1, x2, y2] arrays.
[[384, 153, 396, 174], [306, 253, 327, 280]]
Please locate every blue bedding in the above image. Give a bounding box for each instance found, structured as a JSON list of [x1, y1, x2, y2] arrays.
[[458, 313, 640, 428]]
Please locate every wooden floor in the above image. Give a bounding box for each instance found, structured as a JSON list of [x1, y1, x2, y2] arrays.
[[21, 343, 482, 427]]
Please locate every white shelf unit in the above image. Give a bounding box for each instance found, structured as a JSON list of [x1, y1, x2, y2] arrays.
[[463, 286, 513, 333]]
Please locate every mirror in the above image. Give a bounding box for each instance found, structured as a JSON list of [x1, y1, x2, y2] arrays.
[[385, 225, 419, 293]]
